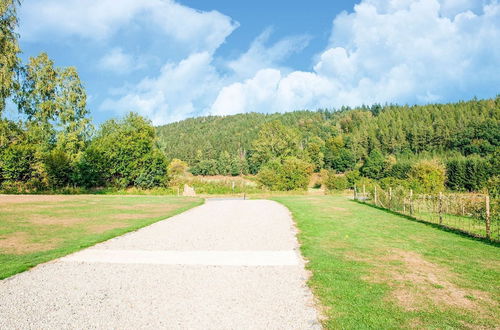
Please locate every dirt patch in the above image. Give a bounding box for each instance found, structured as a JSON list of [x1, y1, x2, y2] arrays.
[[27, 215, 90, 226], [111, 213, 154, 220], [0, 194, 88, 205], [363, 249, 495, 313], [87, 223, 129, 233], [0, 232, 59, 254]]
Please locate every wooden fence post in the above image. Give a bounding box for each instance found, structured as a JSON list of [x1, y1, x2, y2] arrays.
[[485, 195, 491, 240], [438, 192, 443, 225], [389, 187, 392, 208], [374, 186, 378, 206], [409, 189, 413, 216]]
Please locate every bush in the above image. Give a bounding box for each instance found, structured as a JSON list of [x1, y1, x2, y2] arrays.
[[44, 149, 73, 188], [360, 149, 386, 179], [345, 170, 360, 186], [409, 159, 446, 193], [168, 158, 188, 177], [257, 157, 313, 191], [388, 161, 412, 179], [486, 176, 500, 198], [324, 172, 349, 191]]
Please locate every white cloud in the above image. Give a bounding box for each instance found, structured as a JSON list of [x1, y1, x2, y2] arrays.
[[209, 0, 500, 116], [100, 52, 222, 124], [226, 28, 310, 78], [98, 48, 141, 74], [34, 0, 498, 124], [19, 0, 238, 52]]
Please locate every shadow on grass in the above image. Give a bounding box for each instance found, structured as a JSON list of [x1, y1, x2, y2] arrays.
[[352, 199, 500, 247]]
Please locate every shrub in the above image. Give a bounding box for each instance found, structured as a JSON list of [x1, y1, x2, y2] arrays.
[[388, 161, 412, 179], [345, 170, 360, 186], [168, 158, 188, 177], [44, 149, 73, 188], [360, 149, 386, 179], [409, 159, 446, 193], [257, 157, 313, 191], [486, 175, 500, 198], [324, 172, 349, 191]]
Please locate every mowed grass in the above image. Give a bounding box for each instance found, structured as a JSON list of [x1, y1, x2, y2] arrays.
[[272, 195, 499, 329], [0, 195, 203, 279]]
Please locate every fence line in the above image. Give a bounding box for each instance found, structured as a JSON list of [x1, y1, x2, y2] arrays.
[[354, 184, 499, 242]]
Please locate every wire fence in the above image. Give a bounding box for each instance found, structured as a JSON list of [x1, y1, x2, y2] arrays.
[[354, 185, 499, 242]]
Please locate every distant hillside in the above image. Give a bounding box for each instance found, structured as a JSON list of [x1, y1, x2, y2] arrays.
[[156, 110, 336, 163], [156, 97, 500, 166]]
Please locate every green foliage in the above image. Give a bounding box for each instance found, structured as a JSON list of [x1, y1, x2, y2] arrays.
[[360, 149, 386, 179], [324, 172, 349, 191], [305, 136, 325, 172], [445, 157, 493, 192], [486, 176, 500, 198], [44, 149, 73, 188], [257, 157, 313, 191], [251, 121, 302, 168], [388, 161, 412, 179], [408, 159, 446, 193], [330, 148, 355, 172], [168, 158, 188, 177], [0, 0, 21, 113], [345, 170, 360, 186], [88, 113, 169, 188]]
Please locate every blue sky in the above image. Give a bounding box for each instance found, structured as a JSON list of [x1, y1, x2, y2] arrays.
[[17, 0, 500, 125]]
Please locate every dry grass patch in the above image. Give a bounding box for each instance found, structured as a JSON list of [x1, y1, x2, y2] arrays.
[[0, 232, 60, 254], [362, 249, 496, 316]]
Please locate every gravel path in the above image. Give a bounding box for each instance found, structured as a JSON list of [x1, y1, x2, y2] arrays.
[[0, 199, 320, 329]]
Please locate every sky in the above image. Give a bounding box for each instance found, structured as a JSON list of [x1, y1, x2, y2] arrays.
[[17, 0, 500, 125]]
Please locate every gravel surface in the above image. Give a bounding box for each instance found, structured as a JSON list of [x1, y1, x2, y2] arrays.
[[0, 199, 321, 329]]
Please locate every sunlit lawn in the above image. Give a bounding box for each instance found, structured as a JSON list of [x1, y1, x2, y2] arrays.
[[0, 195, 203, 279], [273, 195, 499, 329]]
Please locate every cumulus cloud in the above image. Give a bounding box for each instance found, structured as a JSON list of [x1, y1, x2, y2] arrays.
[[19, 0, 238, 52], [98, 48, 142, 74], [25, 0, 498, 124], [210, 0, 500, 116], [226, 28, 310, 79], [100, 52, 222, 124]]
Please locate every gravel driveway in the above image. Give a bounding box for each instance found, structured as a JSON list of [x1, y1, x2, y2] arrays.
[[0, 199, 320, 329]]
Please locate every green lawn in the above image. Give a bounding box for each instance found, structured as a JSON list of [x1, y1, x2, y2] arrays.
[[0, 195, 203, 279], [272, 195, 499, 329]]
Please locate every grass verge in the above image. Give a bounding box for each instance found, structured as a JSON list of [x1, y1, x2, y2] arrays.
[[0, 195, 203, 279], [272, 195, 499, 329]]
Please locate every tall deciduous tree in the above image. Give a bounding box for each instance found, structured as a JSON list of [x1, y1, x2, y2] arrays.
[[0, 0, 20, 113]]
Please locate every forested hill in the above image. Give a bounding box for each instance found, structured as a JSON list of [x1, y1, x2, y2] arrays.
[[156, 110, 335, 163], [156, 97, 500, 167]]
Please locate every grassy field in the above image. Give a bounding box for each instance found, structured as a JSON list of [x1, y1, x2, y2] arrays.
[[0, 195, 203, 279], [272, 195, 499, 329]]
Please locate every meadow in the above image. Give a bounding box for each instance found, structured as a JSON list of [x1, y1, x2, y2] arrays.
[[0, 195, 202, 279], [272, 195, 499, 329]]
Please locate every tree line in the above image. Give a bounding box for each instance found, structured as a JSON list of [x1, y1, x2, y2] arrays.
[[1, 1, 498, 194], [157, 97, 499, 193]]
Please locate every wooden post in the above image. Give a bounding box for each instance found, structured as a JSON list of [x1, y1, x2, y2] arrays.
[[374, 186, 378, 206], [354, 186, 357, 200], [438, 192, 443, 225], [485, 195, 491, 239], [389, 187, 392, 207], [409, 189, 413, 215]]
